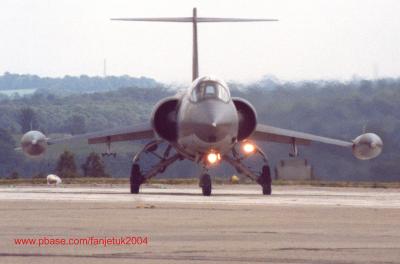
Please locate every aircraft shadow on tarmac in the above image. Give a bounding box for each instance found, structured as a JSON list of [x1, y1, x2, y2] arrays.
[[137, 191, 262, 197], [7, 189, 344, 198], [5, 189, 277, 197]]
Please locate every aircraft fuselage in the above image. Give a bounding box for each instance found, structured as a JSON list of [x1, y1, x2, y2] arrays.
[[177, 76, 239, 157]]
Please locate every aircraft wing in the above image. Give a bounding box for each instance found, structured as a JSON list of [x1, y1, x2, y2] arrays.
[[48, 122, 155, 145], [250, 124, 353, 147]]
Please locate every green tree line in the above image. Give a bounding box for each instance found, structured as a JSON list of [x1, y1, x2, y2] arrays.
[[0, 75, 399, 181]]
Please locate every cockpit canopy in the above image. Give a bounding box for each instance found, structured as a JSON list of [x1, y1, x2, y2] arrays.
[[190, 77, 230, 103]]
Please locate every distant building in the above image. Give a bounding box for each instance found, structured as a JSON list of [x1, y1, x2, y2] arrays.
[[275, 159, 313, 180]]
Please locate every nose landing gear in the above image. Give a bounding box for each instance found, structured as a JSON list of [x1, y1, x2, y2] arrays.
[[199, 173, 212, 196]]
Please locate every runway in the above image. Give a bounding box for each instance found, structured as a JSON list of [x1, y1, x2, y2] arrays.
[[0, 184, 400, 208], [0, 185, 399, 263]]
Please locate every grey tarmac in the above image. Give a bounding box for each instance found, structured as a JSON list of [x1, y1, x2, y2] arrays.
[[0, 185, 399, 264]]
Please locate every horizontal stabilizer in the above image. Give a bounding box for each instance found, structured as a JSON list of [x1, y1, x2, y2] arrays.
[[111, 17, 278, 23], [111, 8, 278, 81]]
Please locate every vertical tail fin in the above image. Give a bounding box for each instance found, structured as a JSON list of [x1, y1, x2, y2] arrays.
[[192, 8, 198, 81], [111, 8, 278, 81]]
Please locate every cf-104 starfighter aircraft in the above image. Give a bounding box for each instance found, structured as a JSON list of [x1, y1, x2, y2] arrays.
[[21, 8, 383, 196]]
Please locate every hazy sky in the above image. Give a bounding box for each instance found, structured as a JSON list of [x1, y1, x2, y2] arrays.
[[1, 0, 399, 84]]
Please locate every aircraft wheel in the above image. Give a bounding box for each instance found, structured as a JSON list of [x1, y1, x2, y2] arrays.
[[130, 164, 143, 194], [131, 184, 140, 194], [200, 174, 212, 196], [262, 184, 272, 195], [259, 165, 272, 195]]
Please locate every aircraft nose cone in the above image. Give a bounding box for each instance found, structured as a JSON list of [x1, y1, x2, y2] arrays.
[[191, 101, 236, 143], [195, 121, 229, 143]]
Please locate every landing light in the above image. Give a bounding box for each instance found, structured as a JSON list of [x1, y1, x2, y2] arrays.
[[207, 152, 221, 164], [242, 142, 256, 154]]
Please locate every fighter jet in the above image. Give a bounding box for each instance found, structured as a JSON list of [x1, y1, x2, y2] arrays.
[[20, 8, 383, 196]]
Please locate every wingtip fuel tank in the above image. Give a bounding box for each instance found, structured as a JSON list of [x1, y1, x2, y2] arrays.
[[20, 131, 48, 156], [352, 133, 383, 160]]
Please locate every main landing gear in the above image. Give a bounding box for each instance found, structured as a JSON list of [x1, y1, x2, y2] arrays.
[[130, 164, 144, 194], [130, 140, 181, 194], [257, 165, 272, 195], [224, 143, 272, 195]]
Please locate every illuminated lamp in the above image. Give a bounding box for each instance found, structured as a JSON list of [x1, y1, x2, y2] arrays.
[[242, 142, 256, 154], [207, 152, 221, 164]]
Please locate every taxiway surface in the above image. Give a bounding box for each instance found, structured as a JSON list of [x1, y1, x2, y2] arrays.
[[0, 185, 399, 264]]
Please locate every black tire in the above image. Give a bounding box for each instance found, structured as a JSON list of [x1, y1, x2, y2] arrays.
[[130, 164, 143, 194], [131, 184, 140, 194], [200, 174, 212, 196], [259, 165, 272, 195], [262, 184, 272, 195]]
